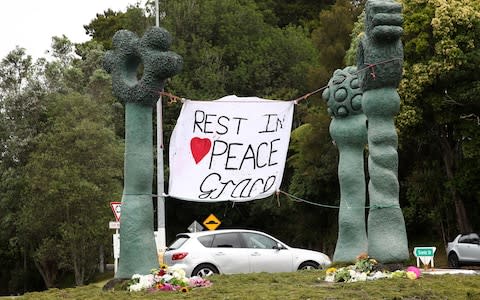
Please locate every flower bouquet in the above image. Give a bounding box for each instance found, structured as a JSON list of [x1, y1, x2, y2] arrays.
[[323, 253, 422, 283], [128, 264, 212, 292]]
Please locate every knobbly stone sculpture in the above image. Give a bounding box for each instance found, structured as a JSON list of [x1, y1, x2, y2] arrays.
[[104, 27, 182, 278], [322, 67, 368, 262], [357, 0, 409, 262]]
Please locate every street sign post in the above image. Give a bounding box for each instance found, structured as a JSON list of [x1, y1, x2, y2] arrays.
[[109, 201, 122, 274], [113, 233, 120, 273], [413, 247, 436, 269]]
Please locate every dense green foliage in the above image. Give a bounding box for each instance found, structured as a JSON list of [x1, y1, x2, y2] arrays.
[[0, 36, 123, 293], [398, 0, 480, 238], [1, 0, 479, 295]]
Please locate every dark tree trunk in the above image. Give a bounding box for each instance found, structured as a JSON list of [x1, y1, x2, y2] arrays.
[[439, 129, 472, 233], [33, 259, 57, 289]]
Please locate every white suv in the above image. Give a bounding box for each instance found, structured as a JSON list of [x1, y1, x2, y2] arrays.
[[163, 229, 331, 277], [447, 233, 480, 268]]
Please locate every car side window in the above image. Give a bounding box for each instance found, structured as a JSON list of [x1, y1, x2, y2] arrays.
[[469, 233, 480, 244], [243, 233, 278, 249], [211, 233, 242, 248], [197, 235, 214, 247], [459, 233, 480, 244]]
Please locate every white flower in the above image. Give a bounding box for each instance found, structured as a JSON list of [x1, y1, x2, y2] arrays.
[[168, 266, 187, 280], [369, 271, 387, 280], [162, 274, 173, 282], [139, 274, 155, 288], [357, 272, 367, 281], [173, 270, 186, 279], [128, 283, 144, 292], [324, 274, 335, 282], [128, 273, 156, 291]]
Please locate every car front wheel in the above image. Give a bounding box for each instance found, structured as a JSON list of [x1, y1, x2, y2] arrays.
[[448, 252, 460, 268], [192, 264, 219, 277], [298, 261, 320, 270]]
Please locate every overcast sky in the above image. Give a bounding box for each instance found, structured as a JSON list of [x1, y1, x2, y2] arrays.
[[0, 0, 147, 60]]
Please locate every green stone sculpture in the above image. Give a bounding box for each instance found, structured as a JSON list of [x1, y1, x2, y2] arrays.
[[357, 0, 409, 262], [104, 27, 182, 278], [322, 67, 368, 262]]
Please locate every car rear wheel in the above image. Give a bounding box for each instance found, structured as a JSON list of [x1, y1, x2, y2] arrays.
[[192, 264, 219, 277], [448, 252, 460, 268], [298, 261, 320, 270]]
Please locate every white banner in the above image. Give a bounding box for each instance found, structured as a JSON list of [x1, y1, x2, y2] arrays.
[[168, 95, 295, 202]]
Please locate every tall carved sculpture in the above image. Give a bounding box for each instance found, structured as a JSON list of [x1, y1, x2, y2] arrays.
[[322, 67, 368, 262], [325, 0, 409, 263], [357, 0, 409, 262], [104, 27, 182, 278]]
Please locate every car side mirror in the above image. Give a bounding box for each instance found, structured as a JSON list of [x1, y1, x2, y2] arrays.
[[273, 242, 284, 250]]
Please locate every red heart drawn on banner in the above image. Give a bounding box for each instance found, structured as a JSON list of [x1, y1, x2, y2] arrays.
[[190, 137, 212, 164]]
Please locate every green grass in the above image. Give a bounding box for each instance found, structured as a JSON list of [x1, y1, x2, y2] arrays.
[[19, 270, 480, 300]]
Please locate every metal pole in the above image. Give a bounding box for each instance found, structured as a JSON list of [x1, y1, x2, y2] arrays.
[[156, 97, 166, 250], [155, 0, 160, 27], [155, 0, 166, 252]]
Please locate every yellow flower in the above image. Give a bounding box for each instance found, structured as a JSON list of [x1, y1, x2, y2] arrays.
[[160, 263, 168, 270], [180, 286, 189, 293], [406, 271, 417, 280], [326, 267, 337, 275]]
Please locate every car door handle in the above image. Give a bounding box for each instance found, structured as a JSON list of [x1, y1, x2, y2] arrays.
[[251, 252, 261, 256], [215, 252, 225, 256]]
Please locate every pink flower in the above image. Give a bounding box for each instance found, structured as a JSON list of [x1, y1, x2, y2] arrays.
[[406, 266, 421, 279], [189, 276, 212, 287], [160, 283, 175, 291]]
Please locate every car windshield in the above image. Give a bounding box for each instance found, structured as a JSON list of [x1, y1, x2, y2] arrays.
[[168, 236, 189, 250]]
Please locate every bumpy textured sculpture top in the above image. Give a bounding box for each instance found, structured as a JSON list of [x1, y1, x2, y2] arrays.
[[357, 0, 403, 90], [323, 66, 363, 119], [104, 27, 183, 106]]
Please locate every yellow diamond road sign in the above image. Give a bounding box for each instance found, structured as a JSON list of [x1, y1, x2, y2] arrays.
[[203, 214, 221, 231]]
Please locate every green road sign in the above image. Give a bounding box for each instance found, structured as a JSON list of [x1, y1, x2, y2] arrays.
[[414, 247, 436, 257]]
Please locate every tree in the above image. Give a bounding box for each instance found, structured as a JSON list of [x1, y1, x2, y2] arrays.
[[158, 0, 319, 100], [0, 48, 48, 293], [398, 0, 480, 237], [83, 5, 152, 50], [254, 0, 335, 28], [0, 35, 123, 291], [18, 92, 123, 287], [286, 105, 340, 252], [308, 0, 364, 90]]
